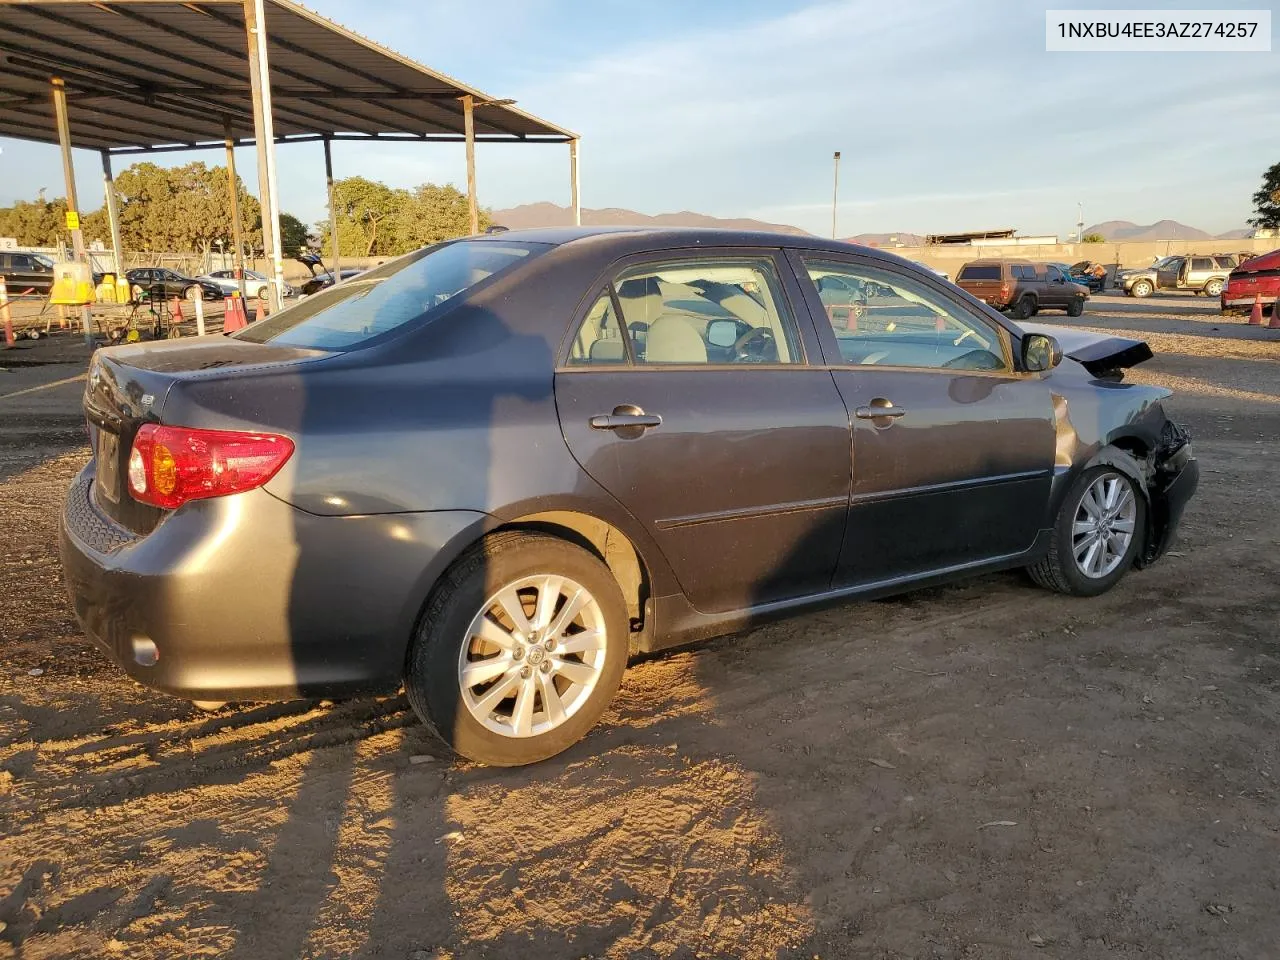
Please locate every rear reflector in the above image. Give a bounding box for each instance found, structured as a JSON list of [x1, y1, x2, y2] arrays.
[[127, 423, 294, 510]]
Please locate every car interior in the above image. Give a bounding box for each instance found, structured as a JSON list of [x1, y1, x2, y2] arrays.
[[806, 264, 1007, 371], [572, 260, 798, 365]]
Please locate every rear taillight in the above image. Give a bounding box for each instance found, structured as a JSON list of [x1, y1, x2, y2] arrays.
[[127, 424, 294, 510], [999, 281, 1011, 300]]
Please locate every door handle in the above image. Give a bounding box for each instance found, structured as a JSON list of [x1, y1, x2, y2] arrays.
[[590, 412, 663, 430], [855, 400, 907, 421]]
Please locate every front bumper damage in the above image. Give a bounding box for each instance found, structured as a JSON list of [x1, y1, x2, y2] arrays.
[[1136, 420, 1198, 568]]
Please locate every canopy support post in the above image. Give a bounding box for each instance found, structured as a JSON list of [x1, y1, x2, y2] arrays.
[[462, 94, 478, 235], [223, 119, 247, 301], [244, 0, 284, 313], [51, 77, 92, 346], [569, 138, 581, 226], [323, 135, 341, 285], [99, 150, 124, 280]]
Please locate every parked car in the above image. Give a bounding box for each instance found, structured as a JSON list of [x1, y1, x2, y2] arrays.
[[1066, 261, 1107, 292], [0, 250, 55, 295], [1117, 254, 1237, 298], [1221, 248, 1280, 316], [955, 259, 1089, 319], [197, 269, 296, 300], [61, 228, 1197, 767], [300, 268, 367, 296], [125, 267, 224, 302]]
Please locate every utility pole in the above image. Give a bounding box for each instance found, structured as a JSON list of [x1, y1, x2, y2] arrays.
[[832, 151, 842, 240], [1077, 201, 1084, 242]]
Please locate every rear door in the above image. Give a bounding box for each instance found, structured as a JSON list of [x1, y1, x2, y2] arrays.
[[555, 249, 851, 614], [788, 252, 1055, 586]]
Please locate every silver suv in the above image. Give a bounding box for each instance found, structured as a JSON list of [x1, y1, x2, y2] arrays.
[[1118, 254, 1238, 298]]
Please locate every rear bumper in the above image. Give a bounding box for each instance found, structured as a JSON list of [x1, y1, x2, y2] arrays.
[[59, 465, 486, 702]]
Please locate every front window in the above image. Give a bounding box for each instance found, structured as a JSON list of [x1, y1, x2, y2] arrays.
[[31, 254, 54, 270], [236, 240, 547, 350], [803, 259, 1009, 372]]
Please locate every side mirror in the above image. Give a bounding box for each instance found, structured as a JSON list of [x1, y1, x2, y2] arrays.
[[1022, 333, 1062, 372], [706, 318, 739, 349]]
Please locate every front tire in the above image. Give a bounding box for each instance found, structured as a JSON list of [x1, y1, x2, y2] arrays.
[[1066, 296, 1085, 317], [184, 285, 200, 301], [1028, 467, 1145, 597], [1131, 279, 1153, 298], [406, 531, 628, 767]]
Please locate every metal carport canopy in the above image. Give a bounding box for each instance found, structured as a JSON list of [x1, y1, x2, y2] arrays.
[[0, 0, 577, 149], [0, 0, 581, 324]]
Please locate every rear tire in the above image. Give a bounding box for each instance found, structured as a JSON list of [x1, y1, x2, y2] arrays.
[[1011, 296, 1036, 320], [1028, 466, 1145, 597], [1203, 278, 1224, 298], [405, 531, 628, 767], [1067, 297, 1085, 317], [1131, 279, 1153, 298]]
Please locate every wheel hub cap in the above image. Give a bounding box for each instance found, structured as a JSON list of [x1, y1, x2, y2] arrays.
[[457, 574, 608, 739], [1071, 473, 1137, 579]]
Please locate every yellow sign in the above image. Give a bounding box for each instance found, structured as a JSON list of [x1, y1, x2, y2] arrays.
[[65, 210, 80, 230]]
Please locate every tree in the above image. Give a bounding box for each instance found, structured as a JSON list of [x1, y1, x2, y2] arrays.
[[113, 161, 261, 258], [278, 212, 313, 258], [1082, 232, 1105, 243], [0, 197, 113, 248], [320, 176, 488, 257], [1249, 161, 1280, 230]]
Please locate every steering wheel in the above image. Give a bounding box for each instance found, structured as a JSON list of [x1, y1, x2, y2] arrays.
[[733, 325, 776, 362]]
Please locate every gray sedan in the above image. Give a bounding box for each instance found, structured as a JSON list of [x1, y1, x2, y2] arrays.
[[61, 228, 1198, 767]]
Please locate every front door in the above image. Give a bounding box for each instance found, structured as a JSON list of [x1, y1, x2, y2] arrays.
[[555, 250, 850, 614], [1157, 258, 1183, 290], [788, 252, 1056, 586]]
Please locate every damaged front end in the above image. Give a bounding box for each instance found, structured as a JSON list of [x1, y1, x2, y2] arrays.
[[1137, 419, 1198, 568]]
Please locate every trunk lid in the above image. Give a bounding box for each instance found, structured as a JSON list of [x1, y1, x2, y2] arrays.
[[84, 337, 327, 534]]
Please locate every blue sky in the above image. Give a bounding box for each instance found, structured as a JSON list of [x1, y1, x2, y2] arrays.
[[1, 0, 1277, 237]]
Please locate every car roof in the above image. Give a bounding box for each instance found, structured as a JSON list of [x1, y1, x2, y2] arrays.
[[469, 224, 896, 257]]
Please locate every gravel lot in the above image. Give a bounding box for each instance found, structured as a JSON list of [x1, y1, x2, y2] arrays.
[[2, 290, 1279, 959]]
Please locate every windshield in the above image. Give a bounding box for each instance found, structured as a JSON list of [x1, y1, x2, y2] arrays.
[[235, 240, 548, 350]]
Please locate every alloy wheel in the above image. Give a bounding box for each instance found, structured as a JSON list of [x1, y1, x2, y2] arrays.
[[1072, 472, 1137, 579], [458, 574, 608, 738]]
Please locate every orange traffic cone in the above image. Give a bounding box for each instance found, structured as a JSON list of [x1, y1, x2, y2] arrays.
[[223, 296, 246, 333], [254, 296, 266, 323], [1269, 297, 1280, 330], [171, 297, 184, 323], [1249, 292, 1263, 325]]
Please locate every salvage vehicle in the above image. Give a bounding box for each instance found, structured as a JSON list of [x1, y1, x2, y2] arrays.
[[1117, 254, 1237, 298], [60, 228, 1198, 766], [955, 259, 1089, 318], [1220, 248, 1280, 316], [197, 268, 296, 301]]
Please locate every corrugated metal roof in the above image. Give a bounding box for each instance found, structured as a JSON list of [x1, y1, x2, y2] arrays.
[[0, 0, 576, 153]]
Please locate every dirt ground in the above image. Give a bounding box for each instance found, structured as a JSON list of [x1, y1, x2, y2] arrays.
[[2, 290, 1279, 959]]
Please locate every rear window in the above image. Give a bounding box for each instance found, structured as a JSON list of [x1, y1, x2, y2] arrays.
[[236, 239, 547, 350], [958, 264, 1000, 281]]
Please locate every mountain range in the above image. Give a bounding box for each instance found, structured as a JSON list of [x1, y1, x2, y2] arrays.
[[489, 204, 1253, 244], [490, 202, 809, 236]]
